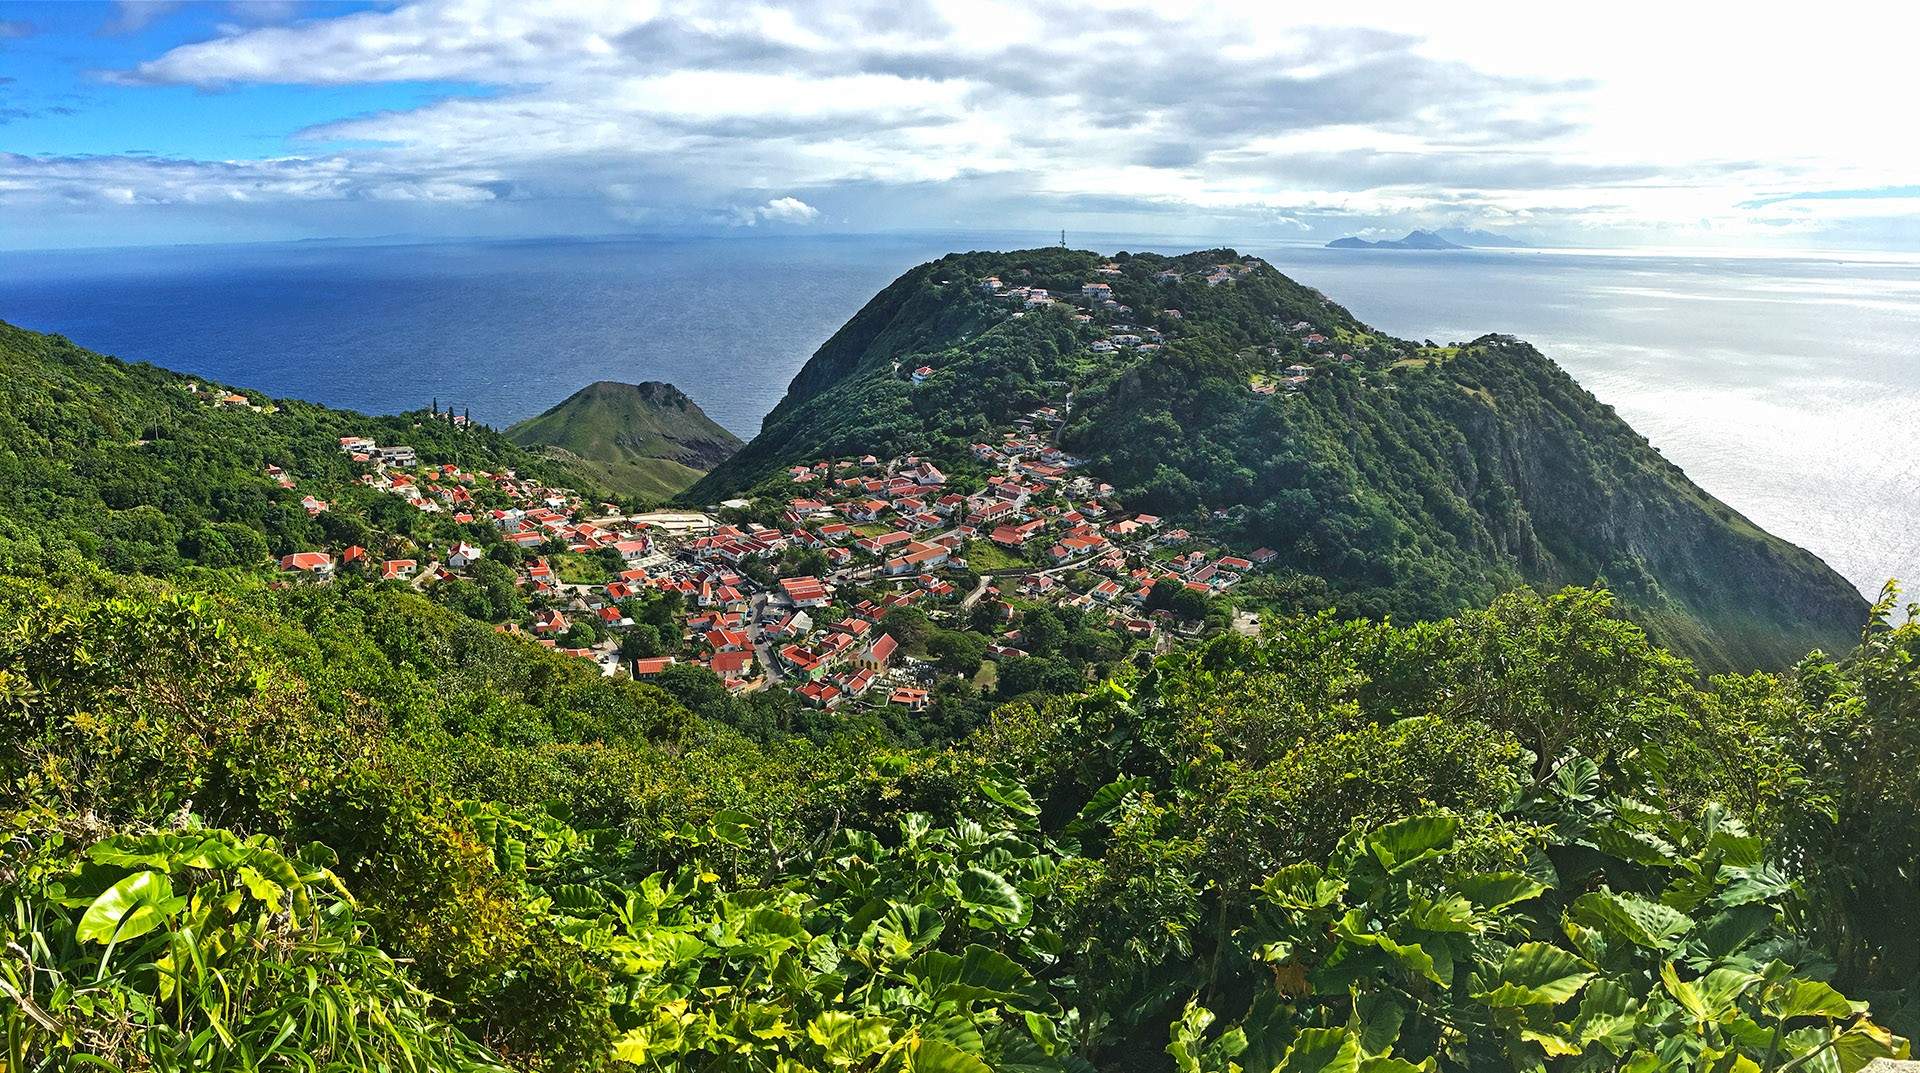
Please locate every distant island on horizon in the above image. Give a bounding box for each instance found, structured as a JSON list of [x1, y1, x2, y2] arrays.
[[1327, 227, 1532, 250]]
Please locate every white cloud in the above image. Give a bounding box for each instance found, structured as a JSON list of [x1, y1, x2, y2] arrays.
[[736, 195, 820, 225], [16, 0, 1919, 248]]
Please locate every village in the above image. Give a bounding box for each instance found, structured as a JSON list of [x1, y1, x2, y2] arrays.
[[259, 260, 1317, 716], [267, 416, 1276, 717]]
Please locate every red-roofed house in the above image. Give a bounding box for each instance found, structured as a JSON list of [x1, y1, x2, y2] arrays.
[[778, 575, 833, 608], [708, 649, 754, 685], [798, 681, 843, 708], [632, 657, 676, 678], [278, 551, 333, 577], [613, 538, 651, 562], [889, 687, 930, 711]]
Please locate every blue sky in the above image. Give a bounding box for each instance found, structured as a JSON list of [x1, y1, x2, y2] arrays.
[[3, 0, 1917, 252]]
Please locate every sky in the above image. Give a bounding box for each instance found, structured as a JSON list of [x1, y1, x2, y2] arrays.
[[1, 0, 1918, 252]]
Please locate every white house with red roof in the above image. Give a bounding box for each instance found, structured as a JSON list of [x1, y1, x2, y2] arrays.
[[613, 538, 651, 562], [278, 551, 333, 578], [447, 542, 484, 568]]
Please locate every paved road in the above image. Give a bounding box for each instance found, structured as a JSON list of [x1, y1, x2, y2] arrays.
[[960, 575, 992, 609], [748, 592, 784, 689]]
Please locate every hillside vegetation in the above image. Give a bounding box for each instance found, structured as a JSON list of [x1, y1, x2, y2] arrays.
[[2, 284, 1917, 1073], [0, 320, 604, 576], [508, 381, 742, 501], [693, 248, 1864, 670], [5, 562, 1919, 1072]]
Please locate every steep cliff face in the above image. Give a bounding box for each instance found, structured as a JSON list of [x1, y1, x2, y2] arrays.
[[1065, 331, 1864, 668], [1436, 339, 1865, 667], [690, 250, 1866, 669]]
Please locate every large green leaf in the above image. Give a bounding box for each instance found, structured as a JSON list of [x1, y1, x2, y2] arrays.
[[77, 871, 181, 947], [1405, 894, 1476, 933], [1278, 1027, 1362, 1073], [911, 1038, 993, 1073], [979, 775, 1040, 817], [1592, 824, 1680, 867], [1571, 890, 1693, 951], [1768, 980, 1863, 1021], [806, 1011, 895, 1062], [1262, 862, 1344, 909], [1066, 777, 1150, 834], [1717, 865, 1792, 908], [1661, 962, 1757, 1022], [872, 902, 945, 960], [739, 908, 809, 948], [1351, 992, 1405, 1056], [1829, 1020, 1905, 1072], [1474, 943, 1595, 1007], [1453, 872, 1548, 911], [908, 945, 1042, 1009], [1572, 979, 1639, 1048], [709, 808, 753, 847], [955, 866, 1024, 923], [1368, 816, 1458, 871], [1335, 912, 1446, 986]]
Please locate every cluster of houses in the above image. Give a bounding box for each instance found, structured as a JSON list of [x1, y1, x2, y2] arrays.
[[262, 263, 1291, 712]]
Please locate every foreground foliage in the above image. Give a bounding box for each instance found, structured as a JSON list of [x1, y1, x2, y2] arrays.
[[3, 567, 1918, 1070], [1, 826, 502, 1072]]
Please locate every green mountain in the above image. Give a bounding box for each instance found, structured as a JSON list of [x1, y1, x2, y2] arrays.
[[507, 380, 742, 501], [692, 247, 1866, 669]]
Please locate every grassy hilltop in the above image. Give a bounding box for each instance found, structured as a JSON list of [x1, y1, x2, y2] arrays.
[[507, 380, 742, 501]]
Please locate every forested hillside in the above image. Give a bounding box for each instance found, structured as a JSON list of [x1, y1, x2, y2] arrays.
[[692, 249, 1864, 670], [0, 319, 608, 576]]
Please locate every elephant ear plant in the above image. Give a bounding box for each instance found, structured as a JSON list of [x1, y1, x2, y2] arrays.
[[1171, 755, 1909, 1073], [1, 826, 501, 1072]]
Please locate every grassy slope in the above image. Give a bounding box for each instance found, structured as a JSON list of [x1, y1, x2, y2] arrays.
[[507, 381, 742, 501]]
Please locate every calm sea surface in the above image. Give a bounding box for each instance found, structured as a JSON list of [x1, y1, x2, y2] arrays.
[[0, 234, 1913, 598]]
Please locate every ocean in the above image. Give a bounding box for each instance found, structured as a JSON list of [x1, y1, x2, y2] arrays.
[[0, 234, 1913, 599]]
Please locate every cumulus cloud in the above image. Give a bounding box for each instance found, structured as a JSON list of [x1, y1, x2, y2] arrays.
[[13, 0, 1917, 248], [734, 195, 820, 225]]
